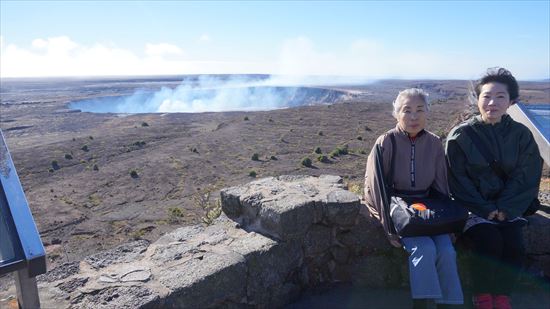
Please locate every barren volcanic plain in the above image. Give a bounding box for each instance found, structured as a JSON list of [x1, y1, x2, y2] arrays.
[[1, 76, 548, 274]]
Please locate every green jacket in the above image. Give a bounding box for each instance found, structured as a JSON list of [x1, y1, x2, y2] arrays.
[[445, 114, 542, 219]]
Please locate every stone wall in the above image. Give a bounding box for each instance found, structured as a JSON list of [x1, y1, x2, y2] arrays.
[[222, 175, 408, 287], [2, 175, 548, 308]]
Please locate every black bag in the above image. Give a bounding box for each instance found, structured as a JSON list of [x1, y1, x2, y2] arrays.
[[389, 194, 468, 237], [379, 134, 468, 237], [463, 126, 541, 217]]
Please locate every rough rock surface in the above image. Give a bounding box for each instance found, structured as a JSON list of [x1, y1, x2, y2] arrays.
[[1, 175, 548, 308], [22, 218, 297, 308]]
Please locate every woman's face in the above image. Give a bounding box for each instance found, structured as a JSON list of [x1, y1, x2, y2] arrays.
[[477, 82, 512, 124], [396, 96, 427, 137]]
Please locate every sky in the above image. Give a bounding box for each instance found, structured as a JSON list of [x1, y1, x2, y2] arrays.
[[1, 1, 549, 80]]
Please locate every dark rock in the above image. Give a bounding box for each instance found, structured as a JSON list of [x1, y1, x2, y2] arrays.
[[38, 261, 80, 283], [84, 240, 149, 269], [304, 225, 332, 257], [159, 251, 247, 308], [57, 277, 89, 294], [324, 190, 360, 226], [330, 246, 350, 264], [70, 286, 158, 309]]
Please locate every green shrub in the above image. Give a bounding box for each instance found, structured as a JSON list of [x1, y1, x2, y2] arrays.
[[364, 125, 372, 131], [64, 153, 73, 160], [130, 229, 147, 240], [134, 141, 146, 147], [130, 170, 139, 178], [249, 170, 257, 177], [81, 144, 89, 152], [317, 155, 329, 163], [244, 116, 249, 121], [346, 181, 364, 196], [339, 144, 349, 155], [318, 131, 324, 136], [270, 155, 277, 160], [168, 207, 185, 221], [436, 130, 447, 139], [192, 191, 222, 225], [314, 147, 322, 154], [251, 153, 260, 161], [49, 168, 54, 173], [88, 194, 101, 207], [301, 157, 312, 167], [93, 164, 99, 171], [141, 122, 149, 127], [202, 199, 222, 225], [51, 160, 60, 170], [89, 136, 94, 140], [331, 144, 349, 157], [357, 136, 363, 141]]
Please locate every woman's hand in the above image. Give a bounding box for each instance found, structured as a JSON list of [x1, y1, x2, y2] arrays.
[[487, 210, 498, 220], [496, 211, 507, 221]]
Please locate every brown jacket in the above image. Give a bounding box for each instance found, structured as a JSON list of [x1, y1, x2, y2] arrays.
[[364, 125, 449, 243]]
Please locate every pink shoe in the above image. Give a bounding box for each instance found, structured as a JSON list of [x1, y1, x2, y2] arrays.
[[494, 294, 512, 309], [473, 294, 493, 309]]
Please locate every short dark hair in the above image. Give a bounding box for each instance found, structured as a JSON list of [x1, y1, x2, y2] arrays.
[[474, 67, 519, 103]]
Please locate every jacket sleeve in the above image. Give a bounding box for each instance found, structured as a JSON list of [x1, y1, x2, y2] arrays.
[[364, 134, 399, 246], [445, 128, 497, 218], [432, 141, 450, 196], [496, 128, 542, 218], [364, 135, 389, 220]]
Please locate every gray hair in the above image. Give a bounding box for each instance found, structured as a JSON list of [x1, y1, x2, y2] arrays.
[[392, 88, 430, 119]]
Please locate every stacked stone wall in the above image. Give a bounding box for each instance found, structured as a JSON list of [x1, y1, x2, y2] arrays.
[[2, 175, 548, 308]]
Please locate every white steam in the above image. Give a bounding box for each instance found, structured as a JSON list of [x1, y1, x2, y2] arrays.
[[69, 75, 358, 114]]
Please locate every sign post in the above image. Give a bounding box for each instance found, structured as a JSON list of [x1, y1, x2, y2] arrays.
[[508, 103, 550, 165], [0, 129, 47, 308]]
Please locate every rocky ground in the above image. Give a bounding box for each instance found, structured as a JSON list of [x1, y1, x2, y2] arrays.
[[0, 77, 548, 279]]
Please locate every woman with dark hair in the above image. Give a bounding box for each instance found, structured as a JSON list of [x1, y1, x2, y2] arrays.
[[445, 68, 542, 309], [365, 88, 463, 308]]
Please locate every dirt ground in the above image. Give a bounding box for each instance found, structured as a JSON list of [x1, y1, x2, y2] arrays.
[[1, 77, 548, 275]]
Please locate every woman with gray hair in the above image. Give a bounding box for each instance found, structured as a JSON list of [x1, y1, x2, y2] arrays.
[[364, 88, 463, 308]]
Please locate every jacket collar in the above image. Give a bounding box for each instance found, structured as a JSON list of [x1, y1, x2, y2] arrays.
[[472, 114, 512, 129], [394, 124, 426, 139]]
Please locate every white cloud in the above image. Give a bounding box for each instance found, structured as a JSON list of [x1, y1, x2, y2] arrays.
[[1, 37, 143, 77], [30, 36, 78, 54], [276, 36, 466, 78], [1, 35, 546, 79], [199, 34, 210, 42], [276, 36, 549, 80], [144, 43, 183, 57], [0, 36, 267, 77], [31, 38, 48, 49], [278, 37, 336, 76]]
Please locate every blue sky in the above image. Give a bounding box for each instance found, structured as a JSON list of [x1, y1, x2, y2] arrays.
[[1, 1, 549, 79]]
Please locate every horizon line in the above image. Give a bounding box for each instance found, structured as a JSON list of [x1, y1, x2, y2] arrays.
[[1, 74, 549, 83]]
